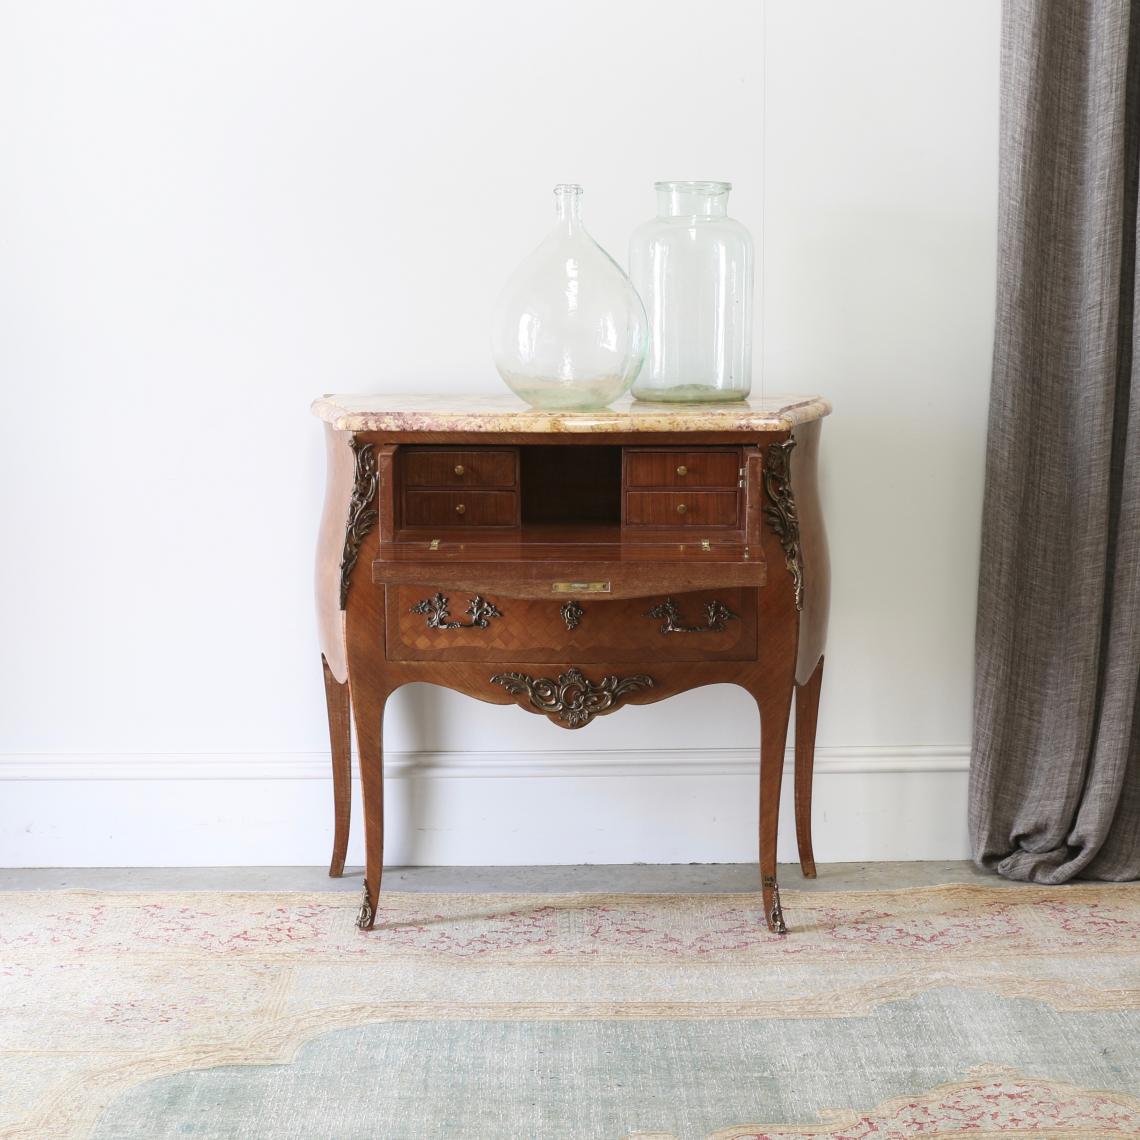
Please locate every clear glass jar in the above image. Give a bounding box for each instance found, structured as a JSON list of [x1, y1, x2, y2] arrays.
[[492, 184, 647, 410], [629, 181, 753, 402]]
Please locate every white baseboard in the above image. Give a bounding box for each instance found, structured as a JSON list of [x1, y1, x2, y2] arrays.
[[0, 746, 971, 868], [0, 745, 969, 781]]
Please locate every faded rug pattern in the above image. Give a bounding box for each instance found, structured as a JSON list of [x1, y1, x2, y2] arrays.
[[1, 884, 1138, 1138]]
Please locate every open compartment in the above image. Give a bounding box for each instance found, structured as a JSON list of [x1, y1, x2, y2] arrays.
[[520, 445, 622, 526], [376, 440, 764, 599]]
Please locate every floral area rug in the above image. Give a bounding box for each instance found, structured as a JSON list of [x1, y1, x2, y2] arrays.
[[1, 883, 1139, 1138]]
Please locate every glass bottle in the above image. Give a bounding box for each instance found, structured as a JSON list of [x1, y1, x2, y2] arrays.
[[492, 184, 647, 410], [629, 181, 753, 402]]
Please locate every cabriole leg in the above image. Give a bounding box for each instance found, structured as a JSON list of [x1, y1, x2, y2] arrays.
[[322, 657, 353, 878], [351, 685, 388, 931], [794, 656, 824, 879], [756, 677, 795, 934]]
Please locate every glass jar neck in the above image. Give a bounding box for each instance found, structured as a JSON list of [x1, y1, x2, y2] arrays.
[[655, 181, 731, 219], [554, 183, 584, 229]]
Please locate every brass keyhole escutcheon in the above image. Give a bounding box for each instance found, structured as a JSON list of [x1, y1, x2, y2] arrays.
[[676, 503, 687, 514], [455, 503, 466, 515], [676, 465, 688, 476], [454, 464, 465, 476]]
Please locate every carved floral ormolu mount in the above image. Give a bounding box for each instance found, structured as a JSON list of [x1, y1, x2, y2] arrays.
[[338, 437, 380, 610], [490, 667, 654, 728], [762, 438, 804, 611], [410, 593, 502, 630], [647, 597, 737, 634]]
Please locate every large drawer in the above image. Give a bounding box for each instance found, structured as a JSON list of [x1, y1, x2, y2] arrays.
[[385, 586, 758, 663]]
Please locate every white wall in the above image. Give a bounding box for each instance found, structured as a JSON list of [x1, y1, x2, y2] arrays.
[[0, 1, 999, 867]]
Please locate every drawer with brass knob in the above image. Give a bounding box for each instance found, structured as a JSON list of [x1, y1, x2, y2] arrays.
[[403, 447, 519, 488], [403, 489, 520, 527], [624, 491, 740, 528], [624, 448, 741, 488]]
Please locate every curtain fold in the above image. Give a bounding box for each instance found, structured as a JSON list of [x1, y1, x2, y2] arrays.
[[970, 0, 1140, 882]]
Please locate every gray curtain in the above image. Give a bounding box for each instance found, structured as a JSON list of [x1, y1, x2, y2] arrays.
[[970, 0, 1140, 882]]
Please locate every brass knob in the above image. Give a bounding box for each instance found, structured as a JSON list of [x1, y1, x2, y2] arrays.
[[454, 464, 465, 476], [676, 503, 687, 515], [455, 503, 466, 515], [676, 465, 688, 476]]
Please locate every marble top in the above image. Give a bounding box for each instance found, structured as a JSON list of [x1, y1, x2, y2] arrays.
[[311, 393, 831, 434]]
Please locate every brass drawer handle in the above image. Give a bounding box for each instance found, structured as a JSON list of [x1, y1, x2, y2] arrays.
[[676, 503, 687, 514], [411, 592, 501, 630], [455, 503, 466, 514], [646, 597, 737, 634], [676, 464, 688, 476], [454, 464, 465, 476]]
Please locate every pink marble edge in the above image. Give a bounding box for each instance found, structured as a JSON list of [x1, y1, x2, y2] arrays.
[[310, 393, 831, 433]]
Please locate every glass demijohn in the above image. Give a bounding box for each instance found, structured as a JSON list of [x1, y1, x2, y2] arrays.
[[492, 184, 647, 410], [629, 181, 753, 402]]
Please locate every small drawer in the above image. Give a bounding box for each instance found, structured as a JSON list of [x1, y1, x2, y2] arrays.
[[625, 448, 741, 488], [404, 448, 518, 488], [404, 489, 520, 527], [624, 490, 740, 528]]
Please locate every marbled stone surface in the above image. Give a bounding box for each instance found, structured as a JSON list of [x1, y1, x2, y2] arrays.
[[310, 392, 831, 434]]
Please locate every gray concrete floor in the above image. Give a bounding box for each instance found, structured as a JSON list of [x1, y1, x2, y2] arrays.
[[0, 861, 1012, 893]]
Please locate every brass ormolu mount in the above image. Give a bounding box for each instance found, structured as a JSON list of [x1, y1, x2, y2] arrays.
[[411, 593, 502, 630], [646, 598, 737, 634], [490, 667, 654, 728]]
